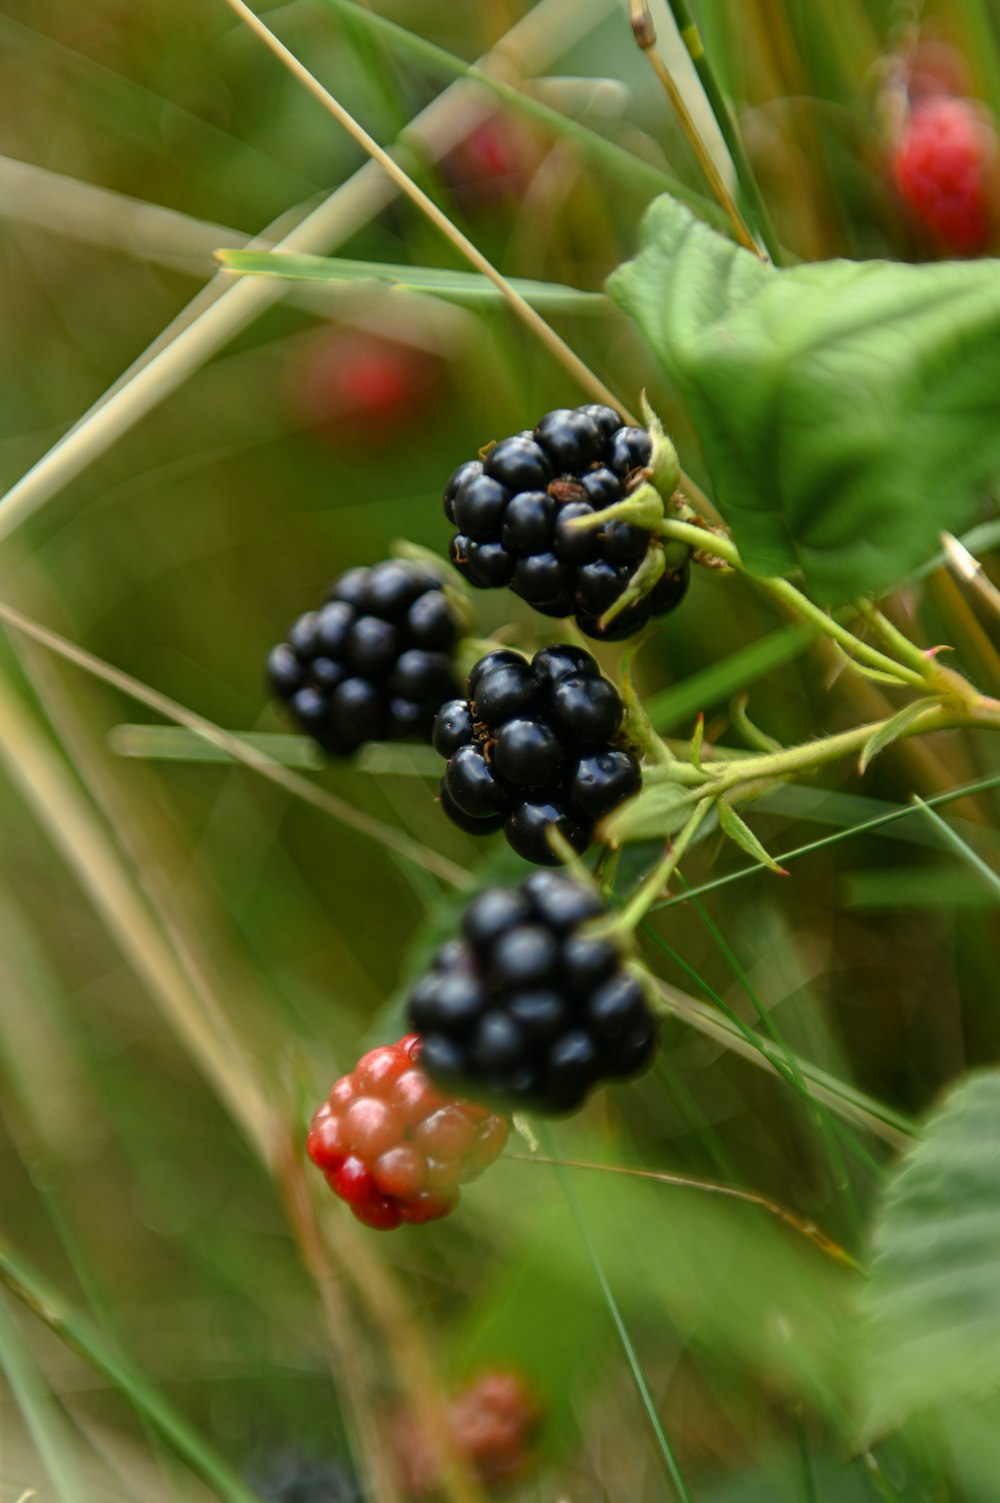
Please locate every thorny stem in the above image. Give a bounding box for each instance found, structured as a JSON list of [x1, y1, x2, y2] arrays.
[[853, 595, 973, 699], [641, 700, 1000, 802], [656, 519, 949, 692]]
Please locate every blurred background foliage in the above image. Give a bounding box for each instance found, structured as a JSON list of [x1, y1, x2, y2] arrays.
[[0, 0, 999, 1499]]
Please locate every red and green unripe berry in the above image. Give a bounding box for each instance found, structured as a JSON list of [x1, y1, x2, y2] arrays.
[[445, 404, 689, 640], [268, 560, 462, 755], [433, 645, 642, 865], [306, 1033, 509, 1229], [408, 872, 658, 1115]]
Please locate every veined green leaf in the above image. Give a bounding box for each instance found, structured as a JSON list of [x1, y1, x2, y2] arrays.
[[217, 249, 609, 312], [862, 1071, 1000, 1435], [607, 198, 1000, 603]]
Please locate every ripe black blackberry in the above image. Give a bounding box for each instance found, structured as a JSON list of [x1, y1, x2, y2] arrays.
[[445, 404, 690, 640], [268, 560, 462, 755], [433, 645, 642, 865], [407, 871, 658, 1114]]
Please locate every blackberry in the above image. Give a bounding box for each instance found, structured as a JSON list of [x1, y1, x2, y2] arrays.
[[407, 872, 658, 1114], [268, 561, 462, 755], [306, 1033, 509, 1230], [433, 645, 641, 865], [444, 404, 690, 639]]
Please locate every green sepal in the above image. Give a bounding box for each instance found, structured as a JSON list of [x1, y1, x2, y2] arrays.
[[858, 698, 940, 774], [599, 781, 695, 846], [640, 391, 682, 498], [718, 801, 788, 874]]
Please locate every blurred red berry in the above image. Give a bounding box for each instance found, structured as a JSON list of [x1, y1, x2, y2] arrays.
[[306, 1034, 508, 1230], [293, 330, 441, 439], [392, 1370, 540, 1496], [892, 94, 1000, 254], [440, 115, 537, 207]]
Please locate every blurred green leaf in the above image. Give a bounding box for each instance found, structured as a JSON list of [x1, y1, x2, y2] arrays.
[[841, 865, 998, 909], [863, 1071, 1000, 1435], [608, 198, 1000, 602], [645, 622, 816, 732]]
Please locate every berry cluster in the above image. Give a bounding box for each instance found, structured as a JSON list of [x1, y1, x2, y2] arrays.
[[433, 645, 641, 865], [268, 560, 461, 755], [893, 94, 999, 254], [445, 404, 688, 639], [392, 1371, 539, 1496], [408, 873, 658, 1115], [306, 1033, 509, 1229]]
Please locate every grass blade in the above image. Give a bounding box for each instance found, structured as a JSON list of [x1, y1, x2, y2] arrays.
[[652, 770, 1000, 912], [0, 1295, 90, 1503], [217, 248, 609, 310], [0, 1245, 261, 1503], [0, 598, 469, 888], [542, 1136, 695, 1502], [315, 0, 725, 219], [910, 795, 1000, 900]]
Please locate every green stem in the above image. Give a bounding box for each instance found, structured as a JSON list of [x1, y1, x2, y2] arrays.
[[646, 700, 1000, 804], [657, 520, 931, 689], [606, 797, 714, 934], [661, 0, 783, 262], [852, 597, 969, 698]]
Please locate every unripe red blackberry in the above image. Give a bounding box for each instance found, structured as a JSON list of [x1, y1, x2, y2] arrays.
[[433, 645, 641, 865], [892, 94, 1000, 254], [306, 1034, 509, 1229], [392, 1370, 540, 1496], [444, 404, 690, 639], [408, 872, 658, 1115], [268, 561, 463, 755]]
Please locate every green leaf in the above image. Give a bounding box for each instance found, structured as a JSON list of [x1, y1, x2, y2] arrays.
[[718, 801, 787, 874], [862, 1070, 1000, 1436], [858, 699, 939, 774], [217, 249, 608, 312], [607, 198, 1000, 602], [600, 780, 694, 845]]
